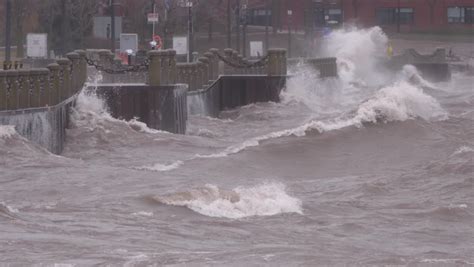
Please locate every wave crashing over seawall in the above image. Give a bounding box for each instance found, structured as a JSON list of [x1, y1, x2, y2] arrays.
[[152, 183, 303, 219]]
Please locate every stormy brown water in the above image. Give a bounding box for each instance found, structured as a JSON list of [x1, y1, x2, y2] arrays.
[[1, 27, 473, 266]]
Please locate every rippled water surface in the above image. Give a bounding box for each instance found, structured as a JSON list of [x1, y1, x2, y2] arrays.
[[1, 27, 473, 266]]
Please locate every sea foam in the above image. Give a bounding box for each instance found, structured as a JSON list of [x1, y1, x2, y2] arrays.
[[154, 183, 303, 219]]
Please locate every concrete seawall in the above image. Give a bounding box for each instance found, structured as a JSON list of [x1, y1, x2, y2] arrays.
[[188, 75, 287, 117], [0, 96, 75, 154], [89, 84, 188, 134]]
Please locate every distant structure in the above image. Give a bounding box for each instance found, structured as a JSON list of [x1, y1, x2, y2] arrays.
[[220, 0, 473, 34]]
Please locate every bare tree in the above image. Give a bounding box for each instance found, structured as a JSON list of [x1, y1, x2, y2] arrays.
[[70, 0, 98, 47]]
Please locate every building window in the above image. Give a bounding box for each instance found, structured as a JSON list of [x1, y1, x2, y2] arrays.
[[399, 8, 414, 24], [377, 8, 414, 25], [247, 9, 271, 26], [377, 8, 396, 24], [327, 9, 342, 25], [448, 7, 474, 24]]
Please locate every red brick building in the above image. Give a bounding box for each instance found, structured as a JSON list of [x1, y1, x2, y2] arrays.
[[241, 0, 473, 33]]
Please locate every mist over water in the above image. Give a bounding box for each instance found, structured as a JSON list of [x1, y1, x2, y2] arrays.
[[1, 27, 473, 265]]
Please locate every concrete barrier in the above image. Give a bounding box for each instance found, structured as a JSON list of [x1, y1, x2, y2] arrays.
[[188, 75, 286, 117], [388, 48, 451, 82], [89, 84, 188, 134], [0, 96, 75, 154]]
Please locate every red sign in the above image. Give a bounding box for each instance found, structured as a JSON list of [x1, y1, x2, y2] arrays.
[[153, 35, 163, 49]]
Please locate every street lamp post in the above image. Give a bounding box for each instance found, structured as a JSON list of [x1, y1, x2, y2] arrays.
[[235, 0, 241, 53], [265, 0, 270, 53], [111, 0, 116, 53], [288, 9, 292, 58], [187, 1, 193, 62], [4, 0, 12, 68], [242, 4, 247, 57]]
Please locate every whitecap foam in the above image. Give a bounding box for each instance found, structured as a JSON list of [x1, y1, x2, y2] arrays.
[[0, 125, 17, 139], [132, 211, 154, 217], [135, 160, 184, 172], [154, 183, 303, 219], [354, 81, 448, 123], [71, 86, 170, 135], [452, 146, 474, 156], [196, 81, 447, 159]]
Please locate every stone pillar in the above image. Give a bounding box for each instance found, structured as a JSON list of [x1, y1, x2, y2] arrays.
[[198, 57, 209, 87], [30, 69, 42, 108], [66, 52, 80, 94], [209, 48, 220, 77], [223, 48, 234, 75], [5, 70, 19, 109], [57, 58, 72, 100], [17, 69, 30, 108], [98, 50, 111, 68], [147, 50, 163, 86], [204, 52, 214, 82], [161, 50, 170, 85], [75, 50, 88, 86], [190, 63, 198, 91], [192, 52, 199, 62], [47, 63, 61, 105], [38, 68, 51, 107], [0, 71, 6, 110], [267, 49, 278, 76], [280, 49, 287, 76], [168, 50, 177, 84]]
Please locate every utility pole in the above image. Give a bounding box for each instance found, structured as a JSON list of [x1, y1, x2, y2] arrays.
[[5, 0, 12, 67], [227, 0, 231, 48], [396, 0, 401, 33], [242, 4, 247, 57], [187, 1, 193, 62], [235, 0, 241, 52], [265, 0, 270, 53], [288, 9, 292, 58], [151, 0, 156, 41], [111, 0, 116, 53]]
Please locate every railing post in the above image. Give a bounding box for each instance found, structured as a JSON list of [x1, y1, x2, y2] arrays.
[[17, 69, 30, 108], [223, 48, 233, 75], [5, 70, 18, 109], [38, 68, 50, 107], [210, 48, 220, 77], [0, 71, 7, 110], [267, 49, 278, 76], [190, 63, 198, 91], [147, 50, 163, 86], [75, 50, 87, 86], [198, 57, 209, 87], [57, 59, 71, 100], [280, 49, 287, 75], [66, 52, 80, 94], [161, 50, 170, 85], [168, 50, 177, 84], [232, 50, 240, 74], [98, 50, 111, 68], [31, 69, 43, 108], [47, 63, 61, 105], [204, 52, 214, 81]]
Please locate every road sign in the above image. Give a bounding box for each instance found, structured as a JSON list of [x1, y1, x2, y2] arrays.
[[250, 41, 263, 57], [120, 33, 138, 54], [26, 33, 47, 58], [173, 36, 188, 55], [147, 13, 159, 24]]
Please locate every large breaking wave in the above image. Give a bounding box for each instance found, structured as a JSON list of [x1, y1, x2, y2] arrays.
[[151, 182, 303, 219]]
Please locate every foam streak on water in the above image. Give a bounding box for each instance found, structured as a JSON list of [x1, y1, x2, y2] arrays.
[[153, 183, 303, 219]]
